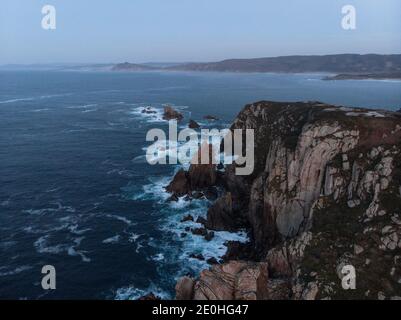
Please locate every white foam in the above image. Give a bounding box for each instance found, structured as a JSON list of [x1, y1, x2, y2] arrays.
[[0, 265, 33, 277], [34, 235, 68, 254], [0, 97, 34, 104], [131, 176, 171, 202], [23, 203, 76, 216], [346, 111, 385, 118], [0, 93, 72, 104], [106, 168, 135, 178], [132, 172, 250, 277], [130, 106, 165, 123], [105, 214, 136, 226], [128, 233, 142, 243], [151, 253, 165, 262], [67, 104, 98, 109], [67, 237, 91, 262], [115, 283, 171, 300], [34, 235, 91, 262], [102, 235, 121, 244], [81, 108, 98, 113], [31, 108, 50, 112]]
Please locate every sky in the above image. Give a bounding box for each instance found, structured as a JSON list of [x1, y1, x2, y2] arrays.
[[0, 0, 400, 64]]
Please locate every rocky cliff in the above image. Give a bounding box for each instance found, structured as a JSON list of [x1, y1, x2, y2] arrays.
[[172, 101, 401, 300]]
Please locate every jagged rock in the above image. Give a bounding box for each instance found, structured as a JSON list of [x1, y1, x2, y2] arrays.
[[204, 231, 215, 241], [222, 241, 256, 261], [265, 232, 312, 278], [301, 282, 319, 300], [207, 257, 219, 265], [142, 106, 157, 114], [163, 106, 183, 121], [166, 144, 218, 198], [137, 293, 161, 300], [265, 279, 292, 300], [234, 263, 269, 300], [354, 245, 364, 255], [192, 191, 204, 199], [175, 276, 195, 300], [192, 261, 268, 300], [167, 194, 179, 202], [196, 216, 208, 225], [166, 169, 189, 197], [225, 101, 401, 250], [188, 119, 200, 129], [188, 143, 217, 189], [191, 227, 208, 237], [205, 193, 236, 231], [181, 214, 194, 223], [190, 253, 205, 261], [172, 101, 401, 300], [204, 187, 219, 201]]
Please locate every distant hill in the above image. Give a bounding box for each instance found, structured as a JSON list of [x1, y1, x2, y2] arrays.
[[112, 62, 156, 71], [167, 54, 401, 73]]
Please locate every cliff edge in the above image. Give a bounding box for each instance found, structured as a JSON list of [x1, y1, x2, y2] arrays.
[[173, 101, 401, 300]]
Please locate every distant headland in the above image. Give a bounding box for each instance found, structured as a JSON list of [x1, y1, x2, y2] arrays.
[[113, 54, 401, 80]]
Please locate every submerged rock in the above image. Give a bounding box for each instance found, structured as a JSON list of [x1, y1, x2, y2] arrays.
[[181, 214, 194, 223], [189, 253, 205, 261], [141, 106, 157, 114], [206, 257, 219, 265], [204, 115, 219, 121], [204, 231, 215, 241]]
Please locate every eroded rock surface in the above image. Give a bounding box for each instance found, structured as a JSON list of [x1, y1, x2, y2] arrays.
[[173, 101, 401, 300], [163, 106, 184, 121]]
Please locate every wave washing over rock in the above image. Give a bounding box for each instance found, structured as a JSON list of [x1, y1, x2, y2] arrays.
[[172, 101, 401, 300]]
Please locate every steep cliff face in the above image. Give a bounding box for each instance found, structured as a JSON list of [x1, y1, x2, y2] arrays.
[[174, 101, 401, 300]]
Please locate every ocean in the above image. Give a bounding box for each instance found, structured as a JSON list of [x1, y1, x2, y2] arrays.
[[0, 70, 400, 299]]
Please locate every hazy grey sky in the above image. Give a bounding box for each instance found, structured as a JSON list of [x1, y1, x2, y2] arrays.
[[1, 0, 400, 64]]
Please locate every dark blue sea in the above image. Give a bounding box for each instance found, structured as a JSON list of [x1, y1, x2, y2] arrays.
[[0, 70, 400, 299]]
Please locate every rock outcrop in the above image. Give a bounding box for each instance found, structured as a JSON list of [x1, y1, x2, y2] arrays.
[[166, 143, 218, 198], [179, 261, 269, 300], [188, 119, 200, 129], [174, 101, 401, 300], [204, 115, 219, 121], [163, 106, 184, 121]]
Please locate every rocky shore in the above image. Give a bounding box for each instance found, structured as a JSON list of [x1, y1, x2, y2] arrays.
[[323, 72, 401, 81], [171, 101, 401, 300]]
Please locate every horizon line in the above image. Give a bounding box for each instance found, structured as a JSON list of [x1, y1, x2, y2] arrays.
[[2, 52, 401, 67]]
